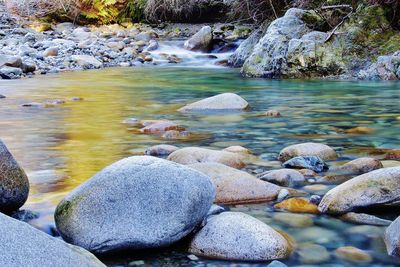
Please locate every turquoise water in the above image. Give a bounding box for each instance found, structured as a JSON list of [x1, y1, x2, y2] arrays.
[[0, 67, 399, 266]]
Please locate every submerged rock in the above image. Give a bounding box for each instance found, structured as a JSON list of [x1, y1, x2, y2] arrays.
[[71, 55, 102, 69], [178, 93, 249, 112], [334, 246, 372, 263], [273, 212, 314, 228], [385, 216, 400, 256], [322, 158, 383, 184], [339, 157, 383, 174], [297, 243, 330, 264], [139, 120, 183, 134], [0, 140, 29, 213], [274, 198, 319, 214], [55, 156, 215, 254], [190, 162, 280, 204], [339, 212, 392, 226], [318, 167, 400, 214], [283, 156, 328, 172], [278, 142, 337, 162], [188, 212, 291, 261], [257, 169, 305, 187], [0, 212, 104, 266], [168, 147, 245, 169], [184, 26, 213, 52], [144, 144, 179, 156]]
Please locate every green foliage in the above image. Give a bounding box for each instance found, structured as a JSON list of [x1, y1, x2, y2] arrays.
[[118, 0, 146, 22]]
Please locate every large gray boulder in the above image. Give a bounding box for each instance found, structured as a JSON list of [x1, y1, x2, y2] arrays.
[[241, 8, 344, 78], [190, 162, 280, 204], [189, 212, 291, 261], [55, 156, 215, 254], [184, 26, 213, 52], [359, 52, 400, 80], [241, 8, 311, 78], [178, 93, 249, 112], [229, 22, 269, 68], [384, 216, 400, 256], [0, 212, 104, 267], [319, 167, 400, 214], [0, 140, 29, 213]]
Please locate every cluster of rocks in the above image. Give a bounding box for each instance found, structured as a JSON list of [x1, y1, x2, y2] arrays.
[[230, 6, 400, 80], [0, 0, 250, 80]]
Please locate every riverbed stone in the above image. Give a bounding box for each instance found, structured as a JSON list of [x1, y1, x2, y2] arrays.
[[338, 157, 383, 174], [273, 212, 314, 228], [283, 156, 328, 172], [43, 47, 58, 57], [318, 167, 400, 214], [178, 93, 249, 112], [144, 144, 179, 156], [339, 212, 392, 226], [0, 212, 105, 267], [71, 55, 102, 69], [189, 162, 280, 204], [223, 145, 251, 154], [55, 156, 215, 254], [275, 198, 319, 214], [140, 120, 183, 134], [188, 212, 291, 261], [335, 246, 372, 263], [0, 140, 29, 213], [257, 169, 305, 186], [184, 26, 213, 52], [278, 143, 337, 162], [384, 216, 400, 256], [298, 243, 330, 264], [168, 147, 245, 168]]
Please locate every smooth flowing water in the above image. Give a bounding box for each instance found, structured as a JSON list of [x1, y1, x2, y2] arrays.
[[0, 66, 400, 266]]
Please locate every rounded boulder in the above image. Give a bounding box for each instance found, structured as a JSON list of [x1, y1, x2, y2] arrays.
[[55, 156, 215, 254]]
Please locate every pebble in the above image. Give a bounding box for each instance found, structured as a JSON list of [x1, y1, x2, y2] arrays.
[[335, 246, 372, 263], [298, 243, 330, 264], [273, 212, 314, 228]]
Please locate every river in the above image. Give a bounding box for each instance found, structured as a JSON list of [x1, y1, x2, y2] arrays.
[[0, 66, 399, 266]]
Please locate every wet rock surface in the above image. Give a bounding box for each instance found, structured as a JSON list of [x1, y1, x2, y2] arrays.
[[55, 156, 215, 254], [0, 140, 29, 213], [189, 212, 291, 261]]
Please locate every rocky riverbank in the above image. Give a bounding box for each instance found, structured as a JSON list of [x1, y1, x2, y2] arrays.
[[0, 1, 250, 79]]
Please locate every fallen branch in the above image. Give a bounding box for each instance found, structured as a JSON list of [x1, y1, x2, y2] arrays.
[[324, 8, 353, 42]]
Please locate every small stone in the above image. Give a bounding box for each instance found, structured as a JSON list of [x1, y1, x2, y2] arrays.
[[267, 260, 288, 267], [187, 254, 199, 261], [0, 94, 5, 98], [140, 120, 183, 133], [184, 26, 213, 52], [128, 260, 145, 266], [178, 93, 249, 112], [144, 144, 179, 156], [168, 147, 245, 169], [309, 195, 322, 205], [223, 145, 251, 154], [10, 210, 39, 222], [335, 246, 372, 263], [122, 118, 139, 124], [278, 143, 337, 162], [298, 243, 330, 264], [258, 169, 305, 187], [384, 216, 400, 256], [283, 156, 329, 172], [21, 102, 45, 108], [71, 97, 83, 101], [277, 189, 289, 202], [265, 110, 281, 117], [273, 212, 314, 228], [43, 47, 58, 57], [339, 212, 392, 226], [275, 198, 319, 214]]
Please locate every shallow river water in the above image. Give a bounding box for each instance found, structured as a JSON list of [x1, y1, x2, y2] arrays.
[[0, 67, 400, 266]]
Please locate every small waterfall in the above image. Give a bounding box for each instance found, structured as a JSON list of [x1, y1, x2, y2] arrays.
[[150, 39, 239, 68]]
